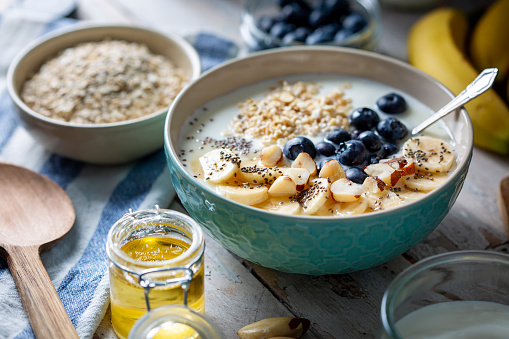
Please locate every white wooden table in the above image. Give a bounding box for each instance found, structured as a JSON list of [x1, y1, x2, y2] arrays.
[[72, 1, 509, 338]]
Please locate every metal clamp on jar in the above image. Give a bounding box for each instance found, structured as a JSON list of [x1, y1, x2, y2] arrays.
[[106, 207, 205, 339]]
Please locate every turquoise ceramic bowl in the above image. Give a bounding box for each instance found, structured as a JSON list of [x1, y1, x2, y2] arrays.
[[164, 47, 473, 275]]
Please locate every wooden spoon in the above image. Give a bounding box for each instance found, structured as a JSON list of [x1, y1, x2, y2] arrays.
[[499, 176, 509, 238], [0, 163, 78, 338]]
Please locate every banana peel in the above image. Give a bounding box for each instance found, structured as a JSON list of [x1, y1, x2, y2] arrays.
[[408, 8, 509, 154], [470, 0, 509, 83]]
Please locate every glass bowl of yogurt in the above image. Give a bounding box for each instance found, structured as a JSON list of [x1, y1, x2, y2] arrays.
[[164, 46, 473, 274], [381, 250, 509, 339]]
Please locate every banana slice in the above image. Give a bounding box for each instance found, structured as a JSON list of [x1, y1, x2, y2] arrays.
[[199, 149, 241, 184], [330, 178, 364, 202], [254, 198, 302, 215], [332, 197, 369, 216], [239, 165, 283, 185], [216, 185, 269, 206], [397, 189, 428, 203], [403, 172, 449, 192], [297, 178, 330, 215], [366, 190, 403, 211], [403, 136, 455, 174], [271, 201, 302, 215]]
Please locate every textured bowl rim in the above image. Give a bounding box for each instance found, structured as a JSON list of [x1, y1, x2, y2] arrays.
[[7, 22, 201, 130], [165, 46, 474, 221]]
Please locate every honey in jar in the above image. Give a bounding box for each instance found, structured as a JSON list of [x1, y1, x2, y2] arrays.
[[107, 208, 205, 339]]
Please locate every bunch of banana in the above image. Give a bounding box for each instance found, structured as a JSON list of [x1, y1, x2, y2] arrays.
[[470, 0, 509, 84], [407, 3, 509, 154]]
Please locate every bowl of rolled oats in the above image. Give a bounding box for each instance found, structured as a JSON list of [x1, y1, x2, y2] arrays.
[[164, 46, 473, 274], [7, 23, 201, 164]]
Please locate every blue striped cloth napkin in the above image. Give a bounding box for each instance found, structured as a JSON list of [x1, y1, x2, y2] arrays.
[[0, 13, 237, 339]]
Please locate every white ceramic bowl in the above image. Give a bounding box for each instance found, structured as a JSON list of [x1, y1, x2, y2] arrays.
[[7, 23, 201, 164]]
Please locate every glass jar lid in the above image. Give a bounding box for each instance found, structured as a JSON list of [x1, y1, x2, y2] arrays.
[[128, 305, 221, 339]]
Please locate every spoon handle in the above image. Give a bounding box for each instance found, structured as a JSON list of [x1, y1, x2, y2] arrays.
[[411, 68, 498, 135], [6, 245, 79, 339]]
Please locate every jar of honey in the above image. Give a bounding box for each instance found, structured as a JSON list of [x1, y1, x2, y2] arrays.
[[106, 208, 205, 339], [128, 305, 221, 339]]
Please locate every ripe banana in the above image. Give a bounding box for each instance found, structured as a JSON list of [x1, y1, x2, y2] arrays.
[[470, 0, 509, 82], [402, 136, 455, 174], [199, 149, 240, 184], [408, 8, 509, 154]]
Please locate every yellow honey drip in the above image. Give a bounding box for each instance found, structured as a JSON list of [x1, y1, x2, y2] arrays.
[[110, 236, 205, 339]]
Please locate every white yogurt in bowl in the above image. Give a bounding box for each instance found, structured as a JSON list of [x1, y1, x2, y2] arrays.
[[178, 74, 456, 217]]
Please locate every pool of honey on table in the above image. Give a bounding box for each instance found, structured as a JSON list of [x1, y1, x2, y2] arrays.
[[110, 235, 205, 339]]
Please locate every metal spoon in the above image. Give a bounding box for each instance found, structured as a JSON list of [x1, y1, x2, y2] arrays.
[[411, 68, 498, 135]]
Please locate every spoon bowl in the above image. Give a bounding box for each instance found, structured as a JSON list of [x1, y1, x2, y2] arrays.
[[0, 163, 78, 338]]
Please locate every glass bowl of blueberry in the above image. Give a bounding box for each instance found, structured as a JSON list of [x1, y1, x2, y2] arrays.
[[240, 0, 381, 51]]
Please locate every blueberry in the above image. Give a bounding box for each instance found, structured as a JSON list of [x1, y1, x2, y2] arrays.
[[305, 23, 340, 44], [358, 131, 382, 153], [345, 167, 368, 184], [308, 8, 334, 28], [257, 16, 276, 33], [350, 129, 362, 140], [376, 93, 407, 114], [381, 142, 399, 158], [283, 136, 317, 160], [376, 118, 408, 141], [369, 154, 381, 164], [341, 11, 367, 34], [275, 0, 311, 11], [333, 28, 354, 43], [336, 139, 367, 166], [315, 141, 336, 156], [278, 3, 310, 26], [282, 27, 310, 44], [349, 107, 380, 131], [270, 21, 297, 39], [325, 128, 350, 145], [320, 0, 350, 17]]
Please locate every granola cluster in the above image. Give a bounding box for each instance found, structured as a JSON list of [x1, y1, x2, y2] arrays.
[[21, 40, 188, 124], [231, 81, 351, 146]]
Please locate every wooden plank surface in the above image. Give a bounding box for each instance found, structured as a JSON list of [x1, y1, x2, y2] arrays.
[[74, 0, 509, 338]]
